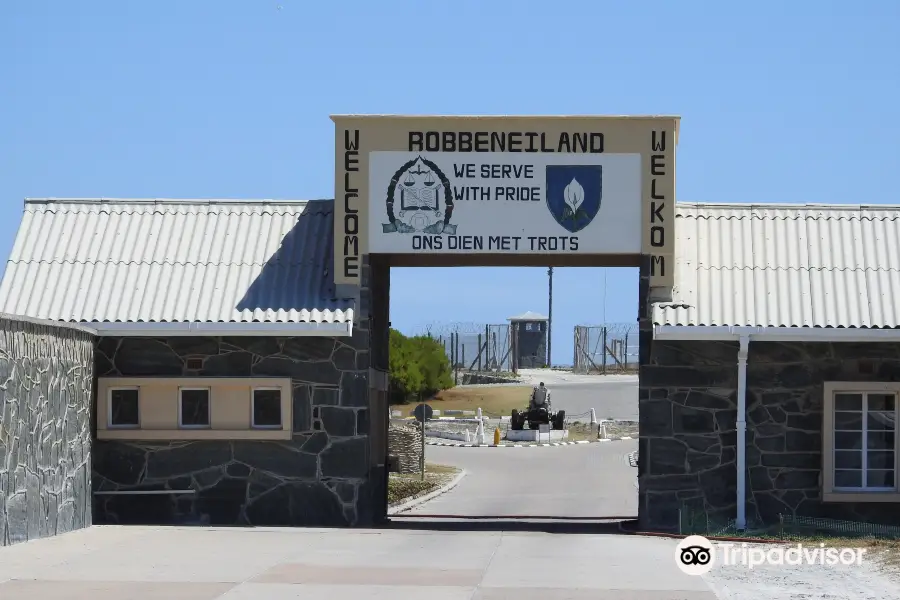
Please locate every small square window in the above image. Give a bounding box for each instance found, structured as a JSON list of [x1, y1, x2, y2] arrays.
[[252, 389, 282, 428], [179, 388, 211, 428], [109, 388, 139, 428]]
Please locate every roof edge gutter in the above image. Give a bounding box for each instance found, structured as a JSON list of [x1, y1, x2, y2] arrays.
[[82, 321, 353, 337], [654, 325, 900, 342]]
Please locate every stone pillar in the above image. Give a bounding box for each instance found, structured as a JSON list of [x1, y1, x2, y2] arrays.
[[359, 253, 387, 526], [637, 254, 654, 529]]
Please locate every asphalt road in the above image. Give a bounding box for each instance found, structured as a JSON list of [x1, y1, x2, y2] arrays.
[[406, 440, 639, 518], [515, 370, 638, 420], [549, 381, 638, 420]]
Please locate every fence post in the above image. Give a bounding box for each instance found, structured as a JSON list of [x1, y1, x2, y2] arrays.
[[573, 326, 579, 373], [461, 345, 466, 375], [477, 333, 483, 371], [602, 327, 608, 374], [624, 332, 630, 369], [418, 393, 426, 480], [451, 332, 458, 385]]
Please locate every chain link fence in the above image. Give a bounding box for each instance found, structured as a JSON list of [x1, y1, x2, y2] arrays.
[[573, 323, 638, 374], [679, 499, 900, 540], [414, 322, 513, 373]]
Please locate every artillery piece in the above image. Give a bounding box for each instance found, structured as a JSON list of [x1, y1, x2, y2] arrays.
[[510, 384, 565, 431]]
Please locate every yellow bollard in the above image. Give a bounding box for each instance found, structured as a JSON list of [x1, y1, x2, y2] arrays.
[[493, 426, 501, 446]]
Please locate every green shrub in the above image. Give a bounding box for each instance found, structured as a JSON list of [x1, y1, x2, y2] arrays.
[[389, 329, 453, 403]]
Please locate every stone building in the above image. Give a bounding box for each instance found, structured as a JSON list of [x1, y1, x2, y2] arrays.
[[0, 198, 387, 530], [0, 315, 94, 546], [643, 202, 900, 532], [3, 197, 899, 539]]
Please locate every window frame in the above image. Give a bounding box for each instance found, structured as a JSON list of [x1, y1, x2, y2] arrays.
[[178, 387, 212, 430], [107, 386, 141, 429], [250, 387, 283, 430], [96, 377, 293, 441], [823, 381, 900, 502]]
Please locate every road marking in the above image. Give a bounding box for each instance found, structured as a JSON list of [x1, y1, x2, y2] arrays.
[[425, 439, 606, 448]]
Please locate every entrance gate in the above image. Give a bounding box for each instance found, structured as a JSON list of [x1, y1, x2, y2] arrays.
[[332, 115, 679, 523]]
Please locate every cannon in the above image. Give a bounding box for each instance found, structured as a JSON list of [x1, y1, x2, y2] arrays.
[[509, 384, 566, 431]]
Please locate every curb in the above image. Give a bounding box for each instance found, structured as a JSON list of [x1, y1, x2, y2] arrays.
[[388, 470, 467, 515], [425, 439, 592, 448], [425, 436, 635, 446], [617, 526, 794, 545]]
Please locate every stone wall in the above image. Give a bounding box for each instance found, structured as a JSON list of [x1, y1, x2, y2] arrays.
[[640, 339, 900, 532], [91, 330, 373, 527], [0, 315, 94, 546], [388, 422, 423, 474]]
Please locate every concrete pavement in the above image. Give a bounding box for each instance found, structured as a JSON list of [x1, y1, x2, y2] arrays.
[[406, 440, 639, 518], [0, 524, 718, 599]]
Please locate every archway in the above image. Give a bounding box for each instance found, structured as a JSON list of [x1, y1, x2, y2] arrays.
[[331, 115, 679, 524]]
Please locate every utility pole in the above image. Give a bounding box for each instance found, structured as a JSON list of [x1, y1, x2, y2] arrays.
[[547, 266, 553, 367]]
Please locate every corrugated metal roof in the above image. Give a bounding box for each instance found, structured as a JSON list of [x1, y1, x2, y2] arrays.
[[508, 311, 549, 321], [653, 202, 900, 328], [0, 199, 354, 325]]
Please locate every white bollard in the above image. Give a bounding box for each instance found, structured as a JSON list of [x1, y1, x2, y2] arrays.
[[475, 422, 485, 445], [476, 407, 483, 421], [465, 429, 471, 442], [590, 408, 597, 426]]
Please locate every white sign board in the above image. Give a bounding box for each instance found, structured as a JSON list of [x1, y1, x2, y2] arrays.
[[367, 152, 641, 254]]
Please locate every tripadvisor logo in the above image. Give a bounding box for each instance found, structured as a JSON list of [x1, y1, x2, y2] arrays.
[[675, 535, 867, 575]]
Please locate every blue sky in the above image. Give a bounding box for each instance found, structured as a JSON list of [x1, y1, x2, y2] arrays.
[[2, 1, 898, 365]]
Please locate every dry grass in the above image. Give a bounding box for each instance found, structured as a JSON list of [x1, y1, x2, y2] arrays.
[[563, 421, 596, 442], [392, 386, 533, 416], [817, 537, 900, 571]]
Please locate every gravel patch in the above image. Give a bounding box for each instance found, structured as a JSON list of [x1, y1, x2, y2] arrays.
[[599, 420, 639, 439], [387, 465, 460, 507], [702, 544, 900, 599]]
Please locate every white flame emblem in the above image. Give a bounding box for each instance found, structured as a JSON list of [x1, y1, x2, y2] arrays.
[[564, 178, 584, 214]]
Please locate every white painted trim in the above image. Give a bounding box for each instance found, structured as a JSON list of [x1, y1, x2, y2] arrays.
[[83, 321, 353, 337], [654, 325, 900, 342]]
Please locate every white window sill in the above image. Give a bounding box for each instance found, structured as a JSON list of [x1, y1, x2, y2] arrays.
[[97, 428, 291, 441], [823, 491, 900, 503]]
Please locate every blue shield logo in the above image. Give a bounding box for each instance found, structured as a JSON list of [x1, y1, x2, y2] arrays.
[[545, 165, 602, 233]]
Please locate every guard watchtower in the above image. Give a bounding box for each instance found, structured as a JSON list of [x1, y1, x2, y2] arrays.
[[508, 311, 549, 371]]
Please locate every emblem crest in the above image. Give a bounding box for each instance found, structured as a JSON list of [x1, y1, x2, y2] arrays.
[[545, 165, 602, 233], [382, 156, 456, 234]]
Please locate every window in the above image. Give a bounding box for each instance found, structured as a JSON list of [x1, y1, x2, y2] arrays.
[[833, 392, 896, 491], [108, 388, 139, 428], [97, 377, 292, 441], [252, 388, 282, 428], [179, 388, 211, 428], [824, 383, 900, 501]]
